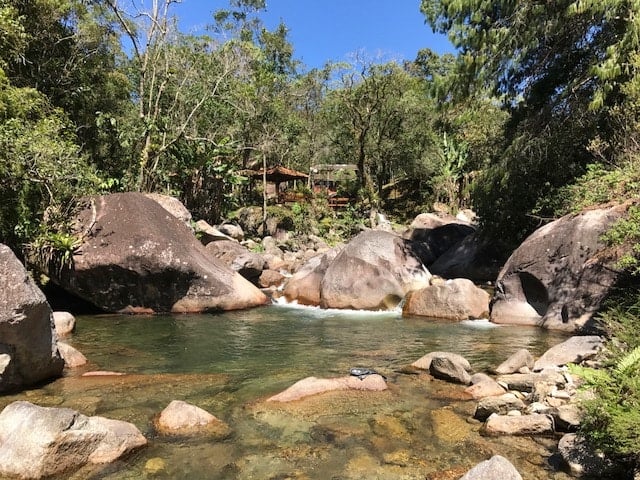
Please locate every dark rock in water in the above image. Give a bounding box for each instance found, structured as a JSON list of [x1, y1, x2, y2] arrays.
[[44, 193, 268, 313], [558, 433, 614, 477], [320, 230, 431, 310], [430, 356, 472, 385], [349, 367, 386, 380], [491, 202, 633, 331], [0, 244, 64, 392], [429, 232, 504, 282]]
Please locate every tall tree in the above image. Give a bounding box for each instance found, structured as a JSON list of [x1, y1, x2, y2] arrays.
[[422, 0, 640, 243]]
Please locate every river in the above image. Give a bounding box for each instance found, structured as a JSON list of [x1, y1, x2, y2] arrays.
[[0, 304, 575, 479]]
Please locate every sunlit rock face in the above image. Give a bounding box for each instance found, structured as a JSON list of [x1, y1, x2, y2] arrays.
[[320, 230, 431, 310], [491, 202, 633, 331], [0, 401, 146, 479], [0, 244, 64, 392], [48, 192, 268, 313]]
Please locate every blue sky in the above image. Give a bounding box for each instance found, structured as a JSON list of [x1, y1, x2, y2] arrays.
[[175, 1, 455, 70]]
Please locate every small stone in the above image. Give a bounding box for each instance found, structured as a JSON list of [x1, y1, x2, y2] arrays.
[[144, 457, 166, 474]]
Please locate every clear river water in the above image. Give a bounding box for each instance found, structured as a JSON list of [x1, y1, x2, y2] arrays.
[[0, 303, 577, 479]]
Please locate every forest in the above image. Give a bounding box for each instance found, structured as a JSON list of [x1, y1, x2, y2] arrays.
[[1, 0, 640, 464]]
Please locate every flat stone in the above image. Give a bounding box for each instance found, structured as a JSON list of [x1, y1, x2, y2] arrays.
[[482, 413, 554, 436], [474, 394, 526, 421], [533, 336, 603, 371], [57, 341, 87, 368], [558, 433, 612, 477], [267, 374, 387, 402]]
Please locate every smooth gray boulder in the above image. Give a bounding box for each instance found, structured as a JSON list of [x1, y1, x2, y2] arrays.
[[459, 455, 523, 480], [0, 401, 146, 479], [494, 348, 534, 374], [0, 245, 64, 392], [491, 203, 631, 331], [402, 278, 490, 320], [411, 351, 471, 371], [482, 413, 554, 436], [533, 335, 603, 371], [429, 356, 472, 385], [283, 247, 342, 306], [320, 230, 430, 310]]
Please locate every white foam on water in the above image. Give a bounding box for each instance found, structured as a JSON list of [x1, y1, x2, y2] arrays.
[[272, 296, 402, 318], [460, 318, 500, 329]]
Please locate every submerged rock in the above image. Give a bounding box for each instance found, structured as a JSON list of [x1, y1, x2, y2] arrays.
[[0, 401, 146, 479], [267, 375, 387, 402], [155, 400, 231, 438]]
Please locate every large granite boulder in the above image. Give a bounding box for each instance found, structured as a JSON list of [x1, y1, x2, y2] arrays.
[[0, 245, 64, 392], [144, 193, 192, 227], [491, 203, 632, 331], [429, 232, 504, 281], [320, 230, 431, 310], [402, 278, 490, 320], [283, 247, 342, 306], [404, 215, 476, 265], [0, 401, 147, 479], [49, 193, 268, 313]]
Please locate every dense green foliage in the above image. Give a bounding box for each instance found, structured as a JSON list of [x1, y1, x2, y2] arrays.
[[570, 293, 640, 461], [1, 0, 640, 466], [422, 0, 640, 245]]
